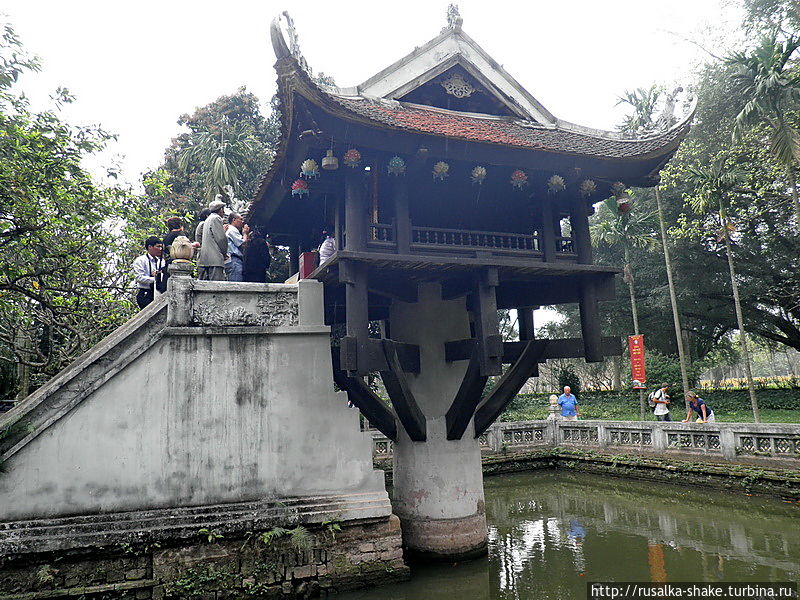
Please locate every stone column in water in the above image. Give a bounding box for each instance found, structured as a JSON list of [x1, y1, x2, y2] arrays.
[[389, 283, 487, 559]]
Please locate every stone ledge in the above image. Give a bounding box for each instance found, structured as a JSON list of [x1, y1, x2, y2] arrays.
[[0, 492, 392, 556], [0, 579, 155, 600], [163, 325, 329, 336]]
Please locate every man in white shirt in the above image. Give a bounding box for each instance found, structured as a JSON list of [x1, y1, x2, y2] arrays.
[[225, 212, 247, 282], [652, 382, 672, 421], [132, 236, 164, 309]]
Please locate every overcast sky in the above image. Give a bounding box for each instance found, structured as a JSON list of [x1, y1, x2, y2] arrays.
[[4, 0, 741, 189]]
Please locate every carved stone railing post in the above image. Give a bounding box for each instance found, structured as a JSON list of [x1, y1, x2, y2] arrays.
[[651, 423, 668, 453], [719, 428, 736, 459], [166, 262, 194, 327]]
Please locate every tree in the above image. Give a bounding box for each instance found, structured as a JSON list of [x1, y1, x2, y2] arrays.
[[725, 34, 800, 222], [591, 194, 657, 418], [0, 23, 134, 398], [617, 87, 692, 402], [685, 158, 761, 421]]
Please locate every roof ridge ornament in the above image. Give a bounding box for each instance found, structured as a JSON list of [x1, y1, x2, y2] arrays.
[[445, 4, 463, 31], [270, 12, 312, 76]]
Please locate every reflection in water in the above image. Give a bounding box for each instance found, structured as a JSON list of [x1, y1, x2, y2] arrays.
[[337, 471, 800, 600]]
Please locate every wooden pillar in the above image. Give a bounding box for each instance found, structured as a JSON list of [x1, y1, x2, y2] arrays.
[[518, 308, 535, 341], [579, 276, 603, 362], [344, 170, 366, 252], [341, 260, 370, 375], [334, 193, 343, 250], [473, 268, 502, 376], [540, 197, 556, 262], [393, 177, 411, 254], [570, 195, 592, 264]]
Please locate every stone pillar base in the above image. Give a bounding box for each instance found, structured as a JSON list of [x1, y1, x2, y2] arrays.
[[399, 512, 488, 560]]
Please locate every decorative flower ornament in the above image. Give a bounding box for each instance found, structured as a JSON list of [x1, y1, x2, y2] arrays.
[[510, 169, 528, 189], [471, 166, 487, 185], [387, 156, 406, 176], [343, 148, 361, 168], [579, 179, 597, 198], [547, 174, 566, 194], [291, 179, 309, 197], [432, 161, 450, 181], [300, 158, 319, 179]]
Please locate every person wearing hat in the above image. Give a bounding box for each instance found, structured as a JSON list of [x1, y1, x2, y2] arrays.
[[197, 198, 228, 281]]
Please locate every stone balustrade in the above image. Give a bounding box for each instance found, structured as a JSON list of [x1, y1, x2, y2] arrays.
[[371, 420, 800, 464]]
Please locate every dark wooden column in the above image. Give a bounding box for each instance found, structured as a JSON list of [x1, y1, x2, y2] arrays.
[[473, 268, 502, 376], [334, 193, 343, 250], [393, 178, 411, 254], [518, 308, 535, 341], [340, 260, 370, 375], [344, 170, 366, 252], [579, 276, 603, 362], [540, 197, 556, 262], [570, 194, 592, 264]]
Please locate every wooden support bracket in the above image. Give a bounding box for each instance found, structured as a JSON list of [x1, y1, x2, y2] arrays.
[[331, 351, 397, 441], [473, 340, 545, 437], [445, 344, 489, 441], [380, 340, 426, 441]]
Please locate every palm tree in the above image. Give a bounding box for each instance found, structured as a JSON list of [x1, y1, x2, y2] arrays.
[[591, 196, 656, 419], [725, 34, 800, 223], [618, 87, 692, 401], [178, 117, 259, 204], [686, 158, 761, 422]]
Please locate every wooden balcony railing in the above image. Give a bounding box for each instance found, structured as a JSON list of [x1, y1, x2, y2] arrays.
[[411, 226, 541, 253], [369, 223, 394, 243], [555, 236, 575, 253]]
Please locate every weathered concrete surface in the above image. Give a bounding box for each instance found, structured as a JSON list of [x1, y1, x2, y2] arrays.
[[388, 283, 488, 558], [0, 279, 388, 522]]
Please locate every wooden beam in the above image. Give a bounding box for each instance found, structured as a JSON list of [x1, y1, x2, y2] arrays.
[[579, 277, 603, 362], [445, 344, 488, 441], [342, 259, 370, 375], [540, 197, 557, 262], [474, 341, 544, 436], [518, 307, 535, 341], [380, 340, 426, 441], [331, 351, 397, 441], [344, 170, 366, 252], [473, 268, 502, 376], [570, 193, 593, 265], [393, 178, 411, 254], [445, 336, 622, 363]]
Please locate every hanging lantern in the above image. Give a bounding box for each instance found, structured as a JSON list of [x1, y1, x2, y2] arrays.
[[291, 179, 309, 197], [471, 165, 487, 185], [579, 179, 597, 198], [322, 149, 339, 170], [432, 161, 450, 181], [510, 169, 528, 189], [300, 158, 320, 179], [611, 182, 631, 214], [343, 148, 361, 168], [387, 156, 406, 176], [547, 174, 566, 194]]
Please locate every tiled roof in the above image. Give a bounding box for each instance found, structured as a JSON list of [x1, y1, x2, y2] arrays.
[[326, 95, 690, 160]]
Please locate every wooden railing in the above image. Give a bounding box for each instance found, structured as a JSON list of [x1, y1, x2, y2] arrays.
[[411, 226, 540, 253], [555, 236, 575, 253], [369, 223, 394, 243]]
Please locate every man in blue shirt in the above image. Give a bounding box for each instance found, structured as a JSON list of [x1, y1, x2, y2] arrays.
[[558, 386, 580, 421]]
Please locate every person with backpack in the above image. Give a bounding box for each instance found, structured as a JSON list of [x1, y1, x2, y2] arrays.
[[649, 383, 672, 421]]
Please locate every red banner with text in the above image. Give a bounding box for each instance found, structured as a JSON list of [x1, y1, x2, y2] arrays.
[[628, 335, 646, 388]]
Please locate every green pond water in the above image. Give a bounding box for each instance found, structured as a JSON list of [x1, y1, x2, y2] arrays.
[[338, 471, 800, 600]]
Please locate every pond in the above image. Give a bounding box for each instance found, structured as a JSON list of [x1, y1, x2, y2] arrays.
[[338, 471, 800, 600]]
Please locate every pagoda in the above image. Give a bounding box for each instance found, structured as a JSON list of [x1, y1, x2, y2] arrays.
[[248, 8, 693, 559]]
